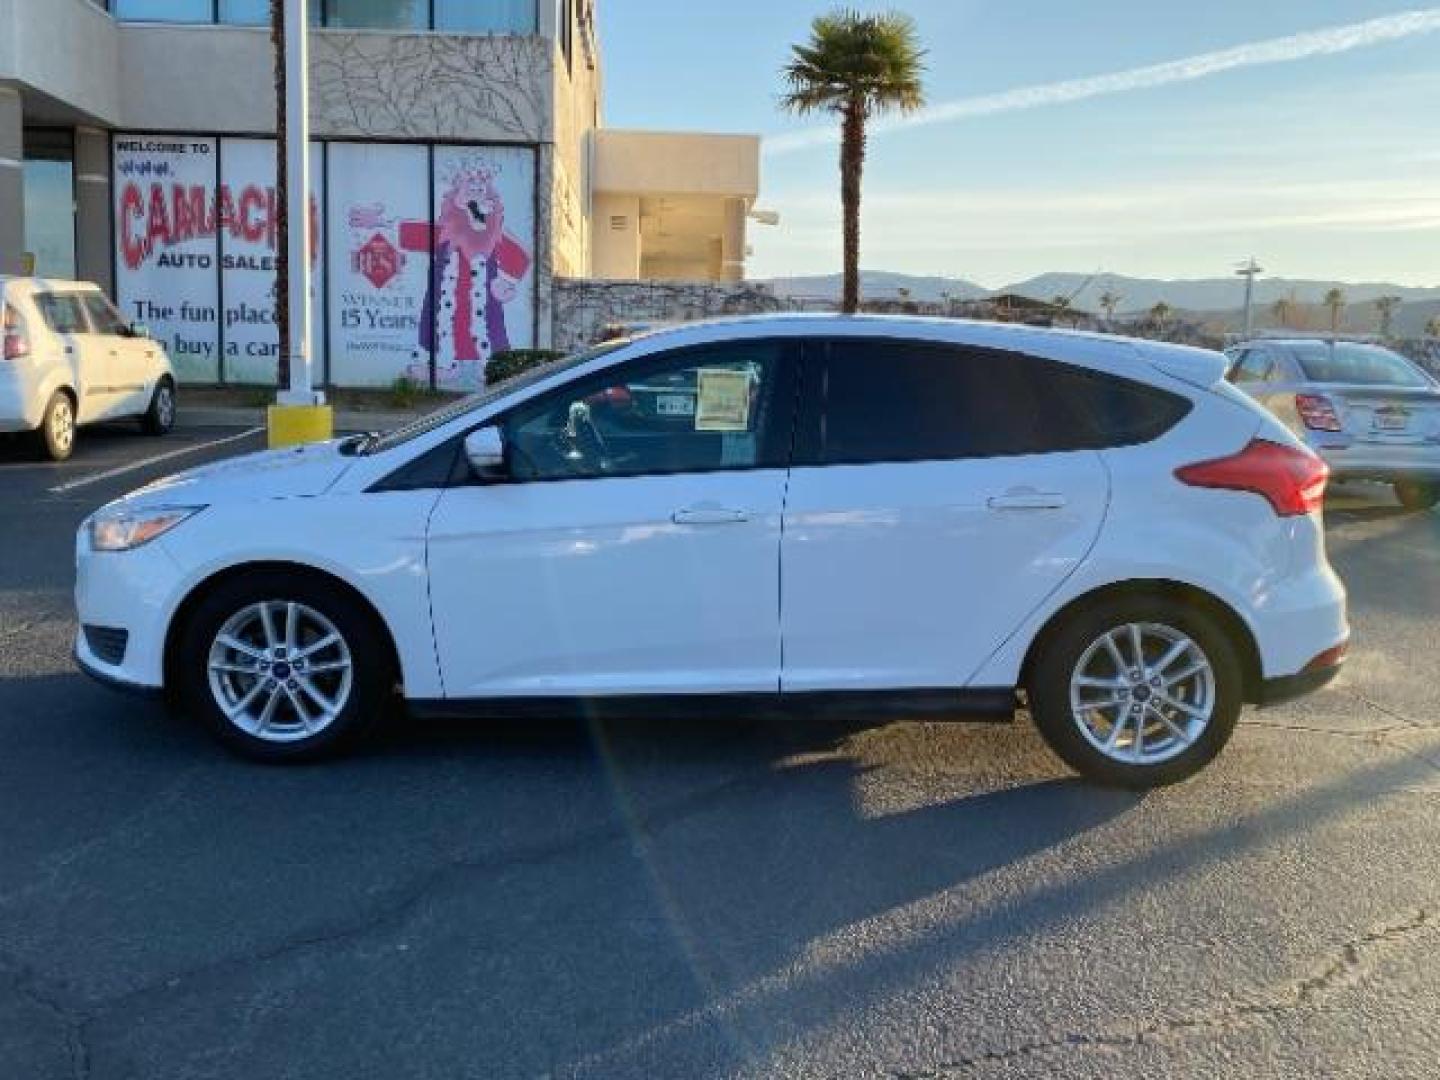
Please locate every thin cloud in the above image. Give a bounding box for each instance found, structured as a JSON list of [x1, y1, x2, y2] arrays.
[[765, 9, 1440, 154]]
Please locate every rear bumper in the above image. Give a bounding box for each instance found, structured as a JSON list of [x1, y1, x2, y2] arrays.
[[1309, 439, 1440, 483], [0, 372, 44, 431], [1256, 660, 1343, 707]]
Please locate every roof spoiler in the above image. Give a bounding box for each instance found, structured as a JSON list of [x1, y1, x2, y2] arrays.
[[1132, 341, 1229, 390]]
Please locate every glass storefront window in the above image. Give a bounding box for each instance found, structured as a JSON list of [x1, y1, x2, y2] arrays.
[[112, 0, 213, 21], [319, 0, 427, 29], [435, 0, 535, 33], [22, 131, 76, 280]]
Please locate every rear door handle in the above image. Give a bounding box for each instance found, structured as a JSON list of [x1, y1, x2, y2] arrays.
[[672, 506, 751, 525], [987, 491, 1067, 511]]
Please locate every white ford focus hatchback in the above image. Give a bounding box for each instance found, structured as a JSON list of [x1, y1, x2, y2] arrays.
[[75, 317, 1348, 787]]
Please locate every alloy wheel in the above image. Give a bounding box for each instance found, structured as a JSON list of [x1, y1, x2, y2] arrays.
[[51, 397, 74, 454], [207, 600, 354, 743], [1068, 621, 1216, 765]]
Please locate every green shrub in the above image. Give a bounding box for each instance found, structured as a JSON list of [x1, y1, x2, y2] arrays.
[[487, 349, 564, 384], [387, 375, 423, 408]]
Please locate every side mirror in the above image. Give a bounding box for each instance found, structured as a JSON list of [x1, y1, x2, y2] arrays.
[[463, 426, 507, 479], [129, 322, 150, 340]]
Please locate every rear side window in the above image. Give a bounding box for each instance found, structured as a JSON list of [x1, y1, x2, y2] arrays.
[[1229, 349, 1276, 384], [34, 293, 89, 335], [802, 339, 1189, 465]]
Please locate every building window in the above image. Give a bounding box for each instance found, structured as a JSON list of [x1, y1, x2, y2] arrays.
[[558, 0, 573, 71], [318, 0, 427, 29], [218, 0, 270, 23], [435, 0, 535, 33], [22, 130, 77, 280], [112, 0, 212, 21]]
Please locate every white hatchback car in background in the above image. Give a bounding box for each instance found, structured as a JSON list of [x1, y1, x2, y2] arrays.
[[1, 277, 177, 460], [74, 316, 1348, 787]]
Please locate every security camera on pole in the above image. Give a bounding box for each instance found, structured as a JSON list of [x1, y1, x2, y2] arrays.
[[267, 0, 333, 448]]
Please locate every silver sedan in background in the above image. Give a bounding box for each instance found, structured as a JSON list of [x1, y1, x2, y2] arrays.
[[1226, 338, 1440, 510]]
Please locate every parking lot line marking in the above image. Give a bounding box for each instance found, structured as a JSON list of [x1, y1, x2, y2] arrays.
[[47, 428, 265, 495]]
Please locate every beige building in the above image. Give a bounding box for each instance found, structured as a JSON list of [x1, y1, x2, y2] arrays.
[[0, 0, 762, 387]]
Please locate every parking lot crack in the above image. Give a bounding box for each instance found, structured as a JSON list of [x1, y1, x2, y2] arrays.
[[0, 951, 90, 1079], [891, 909, 1434, 1077], [83, 769, 776, 1016]]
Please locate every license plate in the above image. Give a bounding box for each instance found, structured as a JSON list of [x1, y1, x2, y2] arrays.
[[657, 394, 694, 417], [1373, 407, 1409, 431]]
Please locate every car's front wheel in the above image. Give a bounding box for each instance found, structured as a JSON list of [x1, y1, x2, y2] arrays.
[[174, 570, 393, 762], [1028, 596, 1243, 788], [141, 377, 176, 436], [1394, 480, 1439, 512]]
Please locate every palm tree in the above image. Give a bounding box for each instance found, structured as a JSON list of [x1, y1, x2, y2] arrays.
[[271, 0, 290, 389], [1271, 297, 1293, 329], [1323, 288, 1345, 333], [781, 9, 925, 314], [1149, 301, 1172, 330], [1098, 289, 1122, 325], [1426, 316, 1440, 339], [1375, 295, 1403, 338]]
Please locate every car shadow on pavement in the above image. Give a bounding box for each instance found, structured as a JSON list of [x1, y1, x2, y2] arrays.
[[0, 671, 1143, 1077]]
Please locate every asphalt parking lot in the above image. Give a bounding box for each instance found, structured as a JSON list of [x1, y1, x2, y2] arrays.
[[2, 423, 1439, 1079]]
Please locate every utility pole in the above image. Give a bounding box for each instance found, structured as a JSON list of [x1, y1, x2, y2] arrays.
[[1236, 257, 1264, 339], [268, 0, 332, 447]]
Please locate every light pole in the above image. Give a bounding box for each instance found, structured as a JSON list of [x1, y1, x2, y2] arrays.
[[1235, 257, 1263, 339], [268, 0, 332, 447]]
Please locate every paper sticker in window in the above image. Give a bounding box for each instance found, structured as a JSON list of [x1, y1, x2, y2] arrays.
[[695, 367, 752, 432]]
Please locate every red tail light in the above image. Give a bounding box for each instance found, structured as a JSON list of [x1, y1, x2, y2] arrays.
[[1295, 393, 1342, 432], [2, 305, 28, 362], [1175, 438, 1329, 516]]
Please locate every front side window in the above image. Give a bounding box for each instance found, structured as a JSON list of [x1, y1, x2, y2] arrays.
[[804, 339, 1188, 465], [81, 295, 129, 336], [1289, 342, 1430, 388], [502, 341, 793, 481], [34, 294, 89, 336]]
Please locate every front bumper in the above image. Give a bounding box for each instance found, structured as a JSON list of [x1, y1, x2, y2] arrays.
[[74, 638, 164, 698], [73, 528, 185, 692]]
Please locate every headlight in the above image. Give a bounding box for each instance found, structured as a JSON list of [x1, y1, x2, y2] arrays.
[[89, 506, 205, 552]]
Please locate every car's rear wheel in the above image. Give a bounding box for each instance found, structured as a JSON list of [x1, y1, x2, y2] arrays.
[[1028, 596, 1243, 788], [141, 377, 176, 436], [174, 570, 393, 762], [1394, 480, 1439, 512], [37, 391, 75, 461]]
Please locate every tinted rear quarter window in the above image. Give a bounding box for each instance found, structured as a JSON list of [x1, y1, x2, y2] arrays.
[[805, 339, 1189, 465]]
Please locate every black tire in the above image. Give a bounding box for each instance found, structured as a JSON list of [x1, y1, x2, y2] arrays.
[[1027, 595, 1244, 789], [1394, 480, 1439, 512], [141, 377, 176, 436], [173, 569, 394, 763], [36, 391, 76, 461]]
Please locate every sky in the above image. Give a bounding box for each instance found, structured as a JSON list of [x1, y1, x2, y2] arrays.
[[598, 2, 1440, 287]]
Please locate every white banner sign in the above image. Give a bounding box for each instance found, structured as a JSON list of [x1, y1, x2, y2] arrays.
[[114, 136, 221, 381]]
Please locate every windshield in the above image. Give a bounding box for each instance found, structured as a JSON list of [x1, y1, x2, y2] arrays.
[[1289, 342, 1430, 388], [359, 340, 632, 455]]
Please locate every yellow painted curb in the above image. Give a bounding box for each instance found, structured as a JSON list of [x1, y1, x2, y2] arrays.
[[267, 404, 335, 448]]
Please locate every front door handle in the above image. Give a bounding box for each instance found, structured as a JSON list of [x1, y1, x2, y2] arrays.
[[672, 505, 751, 525], [987, 491, 1067, 511]]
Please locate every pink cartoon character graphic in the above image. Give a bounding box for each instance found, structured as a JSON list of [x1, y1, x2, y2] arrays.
[[398, 160, 532, 388]]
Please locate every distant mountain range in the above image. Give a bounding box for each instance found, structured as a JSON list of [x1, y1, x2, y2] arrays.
[[763, 271, 1440, 336]]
